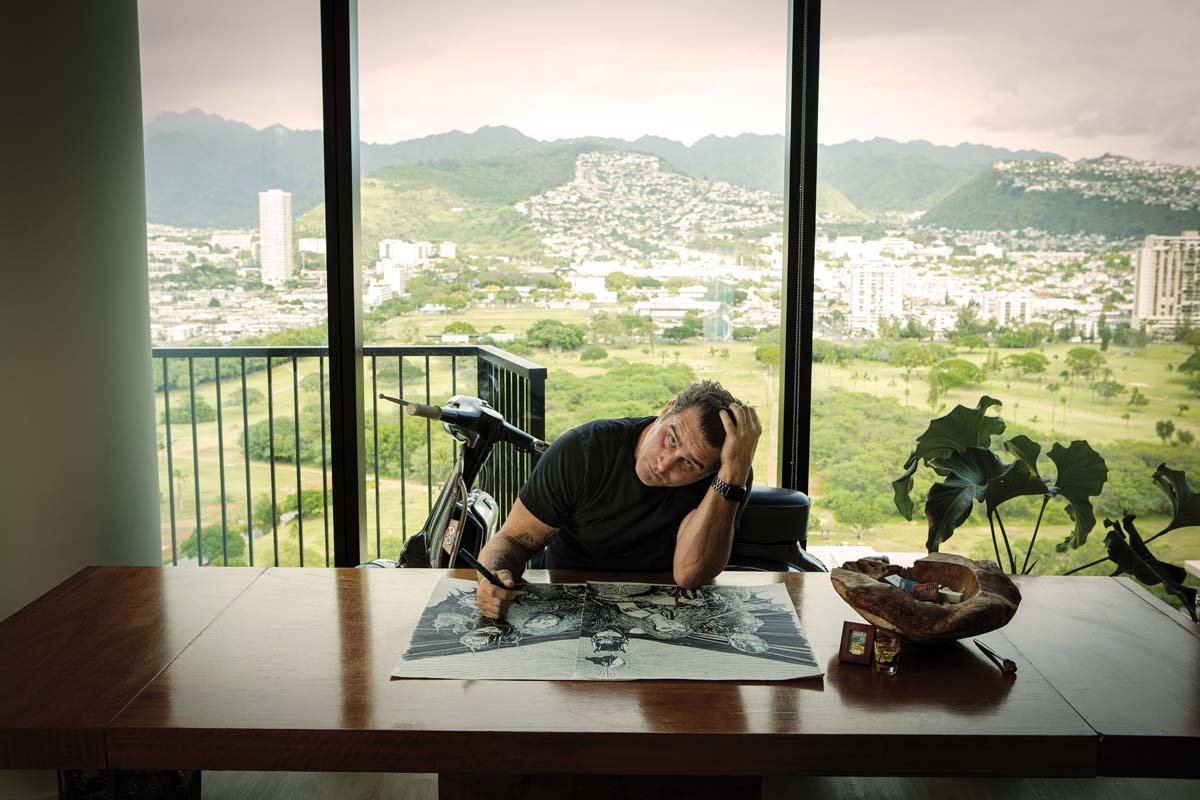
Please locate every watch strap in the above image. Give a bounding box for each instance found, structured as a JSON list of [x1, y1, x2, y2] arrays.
[[711, 475, 747, 503]]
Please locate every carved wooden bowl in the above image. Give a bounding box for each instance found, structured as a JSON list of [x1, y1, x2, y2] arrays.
[[830, 553, 1022, 643]]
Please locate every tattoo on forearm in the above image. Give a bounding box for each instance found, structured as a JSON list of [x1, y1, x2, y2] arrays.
[[513, 531, 535, 549]]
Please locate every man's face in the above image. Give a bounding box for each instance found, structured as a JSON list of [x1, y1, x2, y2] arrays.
[[633, 406, 721, 487]]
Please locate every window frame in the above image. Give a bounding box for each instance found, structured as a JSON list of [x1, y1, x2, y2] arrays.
[[318, 0, 821, 564]]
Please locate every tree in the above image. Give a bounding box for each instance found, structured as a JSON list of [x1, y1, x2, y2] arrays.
[[955, 334, 988, 352], [1156, 419, 1176, 444], [604, 272, 630, 292], [1003, 351, 1049, 380], [589, 313, 624, 344], [1177, 351, 1200, 374], [525, 319, 585, 350], [442, 321, 476, 335], [926, 358, 985, 408], [160, 396, 217, 425], [180, 523, 247, 566], [617, 313, 656, 344], [580, 345, 608, 362], [1127, 387, 1150, 410], [1065, 347, 1105, 381], [225, 387, 264, 408], [732, 325, 759, 341], [892, 343, 934, 379], [1178, 429, 1195, 447], [754, 344, 781, 369], [1178, 403, 1191, 417], [1090, 379, 1125, 404]]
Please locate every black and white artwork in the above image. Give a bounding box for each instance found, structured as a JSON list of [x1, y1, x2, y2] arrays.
[[392, 579, 822, 681], [576, 582, 820, 680], [394, 579, 587, 680]]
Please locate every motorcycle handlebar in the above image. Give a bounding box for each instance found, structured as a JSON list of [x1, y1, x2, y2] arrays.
[[378, 394, 547, 453], [503, 422, 549, 454]]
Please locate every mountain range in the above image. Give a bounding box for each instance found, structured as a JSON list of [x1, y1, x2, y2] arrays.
[[145, 110, 1200, 240]]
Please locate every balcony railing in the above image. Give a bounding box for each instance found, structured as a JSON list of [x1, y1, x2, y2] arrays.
[[153, 345, 545, 567]]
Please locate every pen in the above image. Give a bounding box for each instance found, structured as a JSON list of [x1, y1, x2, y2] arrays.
[[974, 640, 1018, 675], [457, 548, 512, 590]]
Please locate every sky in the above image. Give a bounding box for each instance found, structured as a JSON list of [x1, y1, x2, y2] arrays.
[[138, 0, 1200, 165]]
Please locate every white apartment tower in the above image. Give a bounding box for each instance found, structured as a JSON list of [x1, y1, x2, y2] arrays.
[[258, 189, 294, 287], [849, 264, 903, 335], [1131, 231, 1200, 337]]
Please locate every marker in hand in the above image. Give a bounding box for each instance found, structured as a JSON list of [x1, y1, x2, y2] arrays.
[[457, 548, 517, 591]]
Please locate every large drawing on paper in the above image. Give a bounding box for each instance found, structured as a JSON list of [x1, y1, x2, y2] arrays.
[[393, 579, 822, 681], [576, 583, 819, 680], [397, 580, 586, 680]]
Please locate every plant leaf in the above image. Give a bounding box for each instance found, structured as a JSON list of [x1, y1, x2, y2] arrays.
[[1003, 435, 1042, 475], [985, 461, 1051, 515], [1150, 464, 1200, 535], [1050, 441, 1108, 551], [893, 396, 1005, 518], [924, 447, 1006, 552], [891, 460, 918, 520], [1104, 518, 1198, 622]]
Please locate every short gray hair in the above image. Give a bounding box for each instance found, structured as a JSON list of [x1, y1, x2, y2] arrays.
[[665, 380, 741, 450]]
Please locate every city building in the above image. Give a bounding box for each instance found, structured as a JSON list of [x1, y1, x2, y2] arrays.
[[298, 237, 327, 254], [211, 232, 254, 252], [848, 263, 902, 336], [379, 239, 434, 267], [438, 241, 457, 260], [988, 294, 1034, 328], [1131, 231, 1200, 336], [258, 189, 293, 286]]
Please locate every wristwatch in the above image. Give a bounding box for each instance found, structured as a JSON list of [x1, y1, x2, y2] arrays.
[[710, 475, 747, 503]]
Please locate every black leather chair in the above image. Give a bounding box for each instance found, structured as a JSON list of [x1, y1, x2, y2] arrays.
[[728, 486, 827, 572]]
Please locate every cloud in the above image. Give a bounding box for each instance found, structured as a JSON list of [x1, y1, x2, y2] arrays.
[[139, 0, 1200, 165]]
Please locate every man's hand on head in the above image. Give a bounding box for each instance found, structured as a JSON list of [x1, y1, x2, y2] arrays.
[[717, 403, 762, 486]]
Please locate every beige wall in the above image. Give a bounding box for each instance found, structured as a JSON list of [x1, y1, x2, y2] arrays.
[[0, 1, 159, 796]]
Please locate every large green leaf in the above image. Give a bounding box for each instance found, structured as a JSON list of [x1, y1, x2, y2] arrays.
[[924, 447, 1006, 552], [893, 396, 1005, 519], [984, 461, 1051, 515], [892, 463, 918, 521], [1003, 435, 1042, 474], [1104, 517, 1197, 622], [1051, 441, 1108, 551], [1150, 463, 1200, 535]]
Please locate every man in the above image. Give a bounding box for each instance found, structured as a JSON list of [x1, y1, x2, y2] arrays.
[[474, 380, 761, 618]]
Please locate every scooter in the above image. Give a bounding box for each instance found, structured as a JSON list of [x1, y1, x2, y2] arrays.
[[359, 394, 547, 569]]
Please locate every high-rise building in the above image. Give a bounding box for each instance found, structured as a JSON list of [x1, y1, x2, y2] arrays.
[[258, 189, 293, 287], [1131, 231, 1200, 337], [849, 264, 903, 335]]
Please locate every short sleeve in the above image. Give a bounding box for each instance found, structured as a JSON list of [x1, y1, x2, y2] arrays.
[[518, 427, 587, 528]]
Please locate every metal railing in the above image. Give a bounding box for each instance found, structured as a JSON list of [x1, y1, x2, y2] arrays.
[[153, 344, 545, 567]]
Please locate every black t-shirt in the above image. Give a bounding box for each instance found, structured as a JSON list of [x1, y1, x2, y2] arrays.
[[518, 416, 752, 572]]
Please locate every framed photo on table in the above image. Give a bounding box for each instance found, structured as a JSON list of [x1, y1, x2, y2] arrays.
[[838, 621, 875, 665]]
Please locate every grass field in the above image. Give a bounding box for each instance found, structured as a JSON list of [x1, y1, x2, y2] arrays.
[[155, 310, 1200, 613]]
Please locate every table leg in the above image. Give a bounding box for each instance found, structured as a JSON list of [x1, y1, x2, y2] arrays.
[[439, 773, 761, 800], [58, 770, 200, 800]]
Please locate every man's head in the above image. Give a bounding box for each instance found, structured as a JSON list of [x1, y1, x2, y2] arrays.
[[633, 380, 741, 487]]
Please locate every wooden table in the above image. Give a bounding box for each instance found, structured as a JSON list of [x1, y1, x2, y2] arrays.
[[1, 566, 1197, 798]]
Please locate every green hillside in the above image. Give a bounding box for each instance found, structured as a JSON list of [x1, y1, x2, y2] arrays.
[[922, 167, 1200, 237], [816, 181, 869, 219], [296, 142, 618, 259]]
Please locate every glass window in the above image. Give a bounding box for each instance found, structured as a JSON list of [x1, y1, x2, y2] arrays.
[[140, 1, 331, 566], [357, 0, 790, 549], [812, 1, 1200, 586]]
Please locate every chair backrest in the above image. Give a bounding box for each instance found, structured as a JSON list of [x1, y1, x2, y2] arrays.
[[736, 486, 810, 549], [728, 486, 825, 573]]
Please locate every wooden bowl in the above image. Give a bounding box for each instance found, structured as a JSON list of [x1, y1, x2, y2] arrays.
[[830, 553, 1021, 643]]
